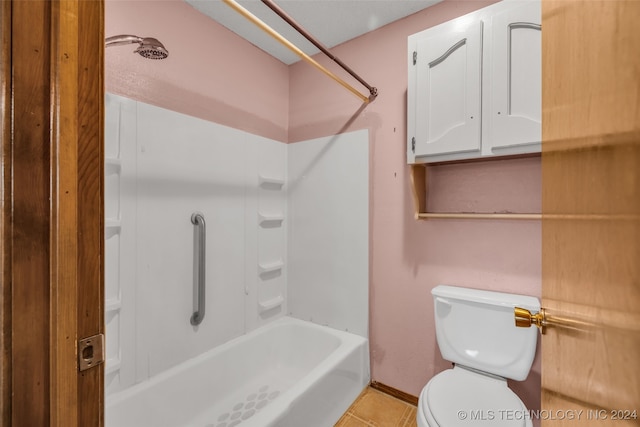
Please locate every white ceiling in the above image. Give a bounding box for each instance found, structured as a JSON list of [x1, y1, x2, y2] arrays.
[[186, 0, 443, 64]]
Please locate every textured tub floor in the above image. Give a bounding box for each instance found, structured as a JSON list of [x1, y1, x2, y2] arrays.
[[335, 387, 418, 427]]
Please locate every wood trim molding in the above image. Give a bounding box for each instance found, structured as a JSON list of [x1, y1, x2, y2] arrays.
[[11, 2, 53, 424], [370, 381, 419, 406], [5, 0, 104, 425], [50, 1, 81, 424], [0, 0, 12, 424], [74, 1, 105, 424]]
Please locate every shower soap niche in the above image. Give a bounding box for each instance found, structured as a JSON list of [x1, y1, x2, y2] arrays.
[[105, 158, 122, 176], [258, 174, 285, 189], [105, 359, 121, 376], [105, 298, 122, 313], [258, 212, 284, 226], [258, 295, 284, 313], [105, 220, 121, 239], [258, 259, 284, 276]]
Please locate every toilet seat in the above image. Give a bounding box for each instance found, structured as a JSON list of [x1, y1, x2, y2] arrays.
[[419, 366, 531, 427]]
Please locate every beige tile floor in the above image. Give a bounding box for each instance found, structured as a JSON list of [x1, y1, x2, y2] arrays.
[[335, 387, 418, 427]]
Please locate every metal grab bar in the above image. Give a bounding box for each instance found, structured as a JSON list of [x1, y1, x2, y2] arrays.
[[190, 213, 206, 326]]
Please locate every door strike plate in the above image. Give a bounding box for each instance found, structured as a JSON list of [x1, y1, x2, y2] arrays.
[[78, 334, 105, 372]]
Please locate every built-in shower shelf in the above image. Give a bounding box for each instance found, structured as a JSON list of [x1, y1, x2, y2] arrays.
[[105, 219, 121, 239], [105, 358, 121, 375], [258, 295, 284, 312], [105, 298, 122, 312], [258, 213, 284, 226], [258, 259, 284, 275], [259, 174, 285, 189], [105, 158, 122, 176]]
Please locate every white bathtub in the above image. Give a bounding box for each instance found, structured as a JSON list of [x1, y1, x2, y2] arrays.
[[106, 317, 370, 427]]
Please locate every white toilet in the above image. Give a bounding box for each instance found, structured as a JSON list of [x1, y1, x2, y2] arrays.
[[417, 285, 539, 427]]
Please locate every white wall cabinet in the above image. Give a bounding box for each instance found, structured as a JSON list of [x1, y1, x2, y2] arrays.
[[407, 0, 541, 164]]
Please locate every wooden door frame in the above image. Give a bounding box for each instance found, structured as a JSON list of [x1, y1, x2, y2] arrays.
[[0, 0, 12, 423], [1, 1, 105, 426]]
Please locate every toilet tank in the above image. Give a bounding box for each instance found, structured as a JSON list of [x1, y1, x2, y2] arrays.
[[432, 285, 539, 381]]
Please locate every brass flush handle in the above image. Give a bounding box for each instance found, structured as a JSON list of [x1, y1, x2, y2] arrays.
[[514, 307, 546, 334]]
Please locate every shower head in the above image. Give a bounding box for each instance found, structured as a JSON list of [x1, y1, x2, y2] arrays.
[[105, 35, 169, 60], [134, 38, 169, 60]]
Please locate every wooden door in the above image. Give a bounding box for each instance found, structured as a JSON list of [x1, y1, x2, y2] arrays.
[[411, 19, 482, 158], [1, 1, 105, 426], [541, 1, 640, 424], [490, 0, 541, 153]]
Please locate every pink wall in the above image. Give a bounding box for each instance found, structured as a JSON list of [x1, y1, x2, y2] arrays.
[[106, 0, 541, 414], [105, 0, 289, 142], [288, 0, 542, 413]]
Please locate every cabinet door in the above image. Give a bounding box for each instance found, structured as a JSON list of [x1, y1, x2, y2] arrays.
[[413, 20, 482, 159], [490, 1, 541, 152]]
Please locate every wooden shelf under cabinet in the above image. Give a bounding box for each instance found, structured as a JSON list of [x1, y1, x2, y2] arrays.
[[410, 164, 542, 220]]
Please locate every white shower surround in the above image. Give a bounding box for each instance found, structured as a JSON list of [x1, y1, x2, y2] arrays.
[[104, 94, 370, 424]]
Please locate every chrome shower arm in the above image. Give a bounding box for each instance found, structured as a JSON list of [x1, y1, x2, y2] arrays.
[[105, 35, 143, 47]]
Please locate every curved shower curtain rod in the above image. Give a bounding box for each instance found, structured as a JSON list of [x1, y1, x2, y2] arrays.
[[222, 0, 377, 104]]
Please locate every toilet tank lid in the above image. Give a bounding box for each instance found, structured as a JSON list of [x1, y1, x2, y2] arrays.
[[432, 285, 540, 311]]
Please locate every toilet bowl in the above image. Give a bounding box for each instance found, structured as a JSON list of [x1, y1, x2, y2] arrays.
[[417, 286, 539, 427], [417, 366, 532, 427]]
